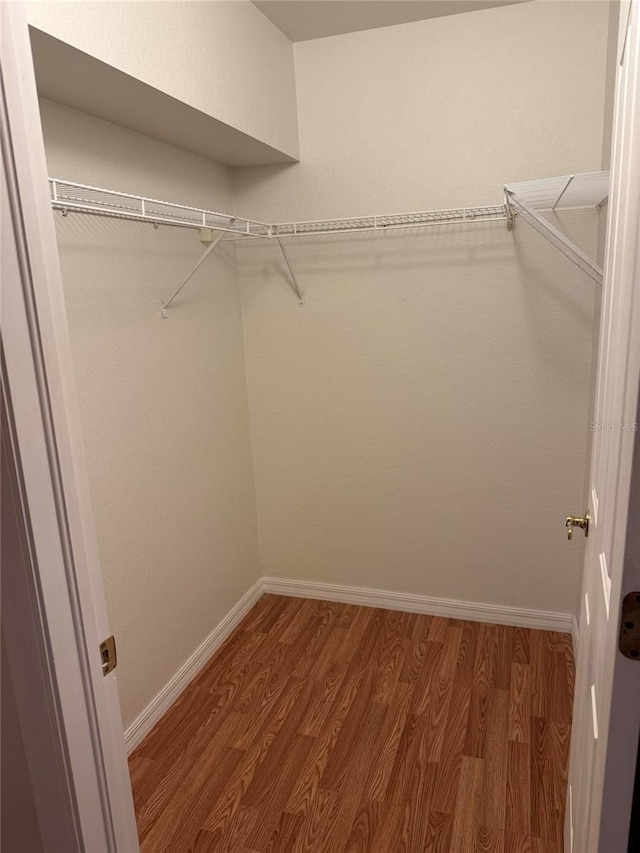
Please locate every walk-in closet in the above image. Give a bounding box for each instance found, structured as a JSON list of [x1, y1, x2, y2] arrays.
[[5, 1, 640, 851]]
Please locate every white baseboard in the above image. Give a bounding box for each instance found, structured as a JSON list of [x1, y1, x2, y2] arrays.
[[261, 576, 574, 634], [124, 579, 263, 754], [125, 574, 572, 753]]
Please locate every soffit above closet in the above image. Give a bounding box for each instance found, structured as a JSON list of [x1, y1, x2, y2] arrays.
[[252, 0, 531, 42], [28, 28, 298, 168]]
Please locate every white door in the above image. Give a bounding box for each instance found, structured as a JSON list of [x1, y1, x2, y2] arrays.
[[566, 2, 640, 850], [1, 3, 139, 850]]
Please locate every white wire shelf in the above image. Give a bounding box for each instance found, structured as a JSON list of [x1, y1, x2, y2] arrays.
[[49, 179, 272, 238], [49, 179, 508, 239], [271, 206, 507, 236], [49, 173, 608, 308], [504, 171, 609, 286], [504, 171, 610, 213]]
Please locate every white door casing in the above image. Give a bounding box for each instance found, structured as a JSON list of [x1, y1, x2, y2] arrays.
[[1, 2, 139, 850], [566, 2, 640, 850]]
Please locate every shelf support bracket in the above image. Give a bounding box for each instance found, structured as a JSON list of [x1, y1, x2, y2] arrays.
[[506, 191, 603, 286], [504, 190, 514, 229], [276, 237, 304, 306], [552, 175, 574, 211], [161, 230, 226, 316]]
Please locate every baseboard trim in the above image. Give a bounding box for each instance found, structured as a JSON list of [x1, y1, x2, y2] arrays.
[[124, 579, 263, 754], [261, 576, 574, 633], [124, 574, 573, 753]]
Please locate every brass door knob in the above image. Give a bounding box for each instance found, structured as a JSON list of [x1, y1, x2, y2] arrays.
[[566, 511, 590, 540]]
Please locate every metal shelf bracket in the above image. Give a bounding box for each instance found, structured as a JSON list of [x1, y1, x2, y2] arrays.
[[276, 238, 305, 306], [161, 230, 226, 317], [505, 190, 603, 286], [504, 192, 514, 229]]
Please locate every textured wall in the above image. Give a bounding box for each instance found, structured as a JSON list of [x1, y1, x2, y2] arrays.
[[40, 100, 260, 726], [234, 1, 608, 220], [234, 1, 608, 613], [28, 0, 299, 159]]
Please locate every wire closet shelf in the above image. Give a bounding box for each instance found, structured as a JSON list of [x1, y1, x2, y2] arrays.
[[48, 171, 610, 308], [503, 171, 610, 286], [49, 178, 508, 238], [504, 171, 610, 213]]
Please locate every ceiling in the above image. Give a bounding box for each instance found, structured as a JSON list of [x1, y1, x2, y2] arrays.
[[252, 0, 529, 42]]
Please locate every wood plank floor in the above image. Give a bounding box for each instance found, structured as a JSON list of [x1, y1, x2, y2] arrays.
[[129, 595, 574, 853]]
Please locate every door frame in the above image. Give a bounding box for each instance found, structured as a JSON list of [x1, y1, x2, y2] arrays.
[[566, 1, 640, 850], [1, 2, 139, 850], [4, 0, 640, 850], [592, 0, 640, 845]]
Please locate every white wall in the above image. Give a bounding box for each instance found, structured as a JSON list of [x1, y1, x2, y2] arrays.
[[234, 1, 609, 614], [28, 0, 299, 160], [40, 99, 260, 726], [234, 1, 608, 220]]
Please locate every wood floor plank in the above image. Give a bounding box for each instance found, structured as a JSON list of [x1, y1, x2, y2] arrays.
[[191, 806, 258, 853], [423, 810, 454, 853], [408, 639, 444, 717], [495, 625, 514, 690], [285, 602, 346, 681], [508, 662, 531, 743], [428, 615, 449, 642], [298, 659, 350, 738], [233, 593, 284, 633], [362, 680, 415, 801], [200, 677, 311, 837], [531, 717, 570, 844], [320, 670, 380, 790], [456, 620, 479, 675], [242, 733, 315, 850], [309, 620, 349, 682], [504, 833, 535, 853], [141, 745, 245, 852], [481, 688, 509, 830], [314, 701, 388, 851], [477, 825, 505, 853], [373, 634, 407, 704], [342, 799, 381, 853], [399, 613, 433, 683], [430, 669, 473, 815], [512, 628, 531, 665], [359, 719, 434, 852], [464, 622, 495, 758], [263, 810, 305, 852], [449, 755, 484, 853], [135, 709, 247, 844], [548, 651, 573, 725], [423, 626, 464, 762], [288, 669, 374, 815], [290, 788, 342, 852], [233, 640, 290, 715], [128, 597, 574, 853], [506, 740, 531, 837], [531, 630, 551, 719]]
